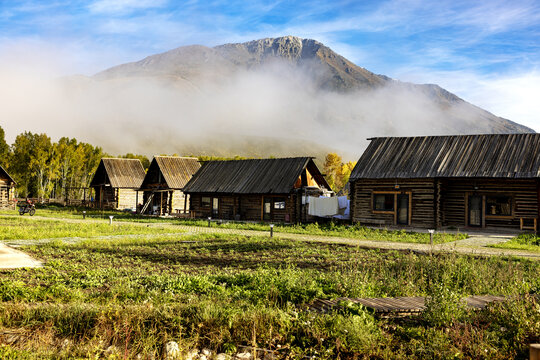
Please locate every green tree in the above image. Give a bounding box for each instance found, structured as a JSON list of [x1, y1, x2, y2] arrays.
[[10, 132, 34, 196], [28, 133, 55, 198], [0, 126, 9, 168], [119, 153, 150, 170]]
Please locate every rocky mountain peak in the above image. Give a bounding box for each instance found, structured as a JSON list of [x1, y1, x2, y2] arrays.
[[91, 35, 534, 136], [242, 35, 310, 60]]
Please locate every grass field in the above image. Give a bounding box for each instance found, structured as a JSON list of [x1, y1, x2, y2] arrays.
[[1, 205, 468, 244], [0, 216, 538, 359], [490, 233, 540, 253], [0, 216, 187, 240]]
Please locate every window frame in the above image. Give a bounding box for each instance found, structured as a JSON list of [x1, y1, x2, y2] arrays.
[[273, 197, 286, 210], [484, 194, 514, 218], [201, 196, 211, 208], [372, 192, 396, 213], [371, 190, 412, 225]]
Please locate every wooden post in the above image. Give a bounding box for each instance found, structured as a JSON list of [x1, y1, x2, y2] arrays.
[[464, 193, 468, 227], [393, 193, 397, 225], [136, 191, 139, 214], [183, 193, 188, 215], [160, 192, 163, 216], [531, 344, 540, 360], [481, 195, 486, 228]]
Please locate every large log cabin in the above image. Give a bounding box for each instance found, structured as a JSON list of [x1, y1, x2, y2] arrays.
[[90, 158, 146, 210], [139, 156, 200, 215], [0, 165, 16, 209], [183, 157, 331, 222], [349, 134, 540, 232]]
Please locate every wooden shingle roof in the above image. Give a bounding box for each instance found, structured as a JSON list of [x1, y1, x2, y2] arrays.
[[141, 156, 201, 190], [90, 158, 146, 188], [0, 164, 15, 184], [183, 157, 328, 194], [350, 133, 540, 180]]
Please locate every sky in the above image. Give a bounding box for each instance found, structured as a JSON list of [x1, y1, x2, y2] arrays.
[[1, 0, 540, 131]]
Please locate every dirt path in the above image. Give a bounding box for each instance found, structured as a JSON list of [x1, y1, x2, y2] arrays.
[[3, 214, 539, 261], [0, 243, 42, 268]]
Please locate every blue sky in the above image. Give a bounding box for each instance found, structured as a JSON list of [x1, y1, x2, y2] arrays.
[[1, 0, 540, 130]]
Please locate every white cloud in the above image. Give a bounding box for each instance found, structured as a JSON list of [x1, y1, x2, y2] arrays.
[[88, 0, 168, 15], [394, 67, 540, 132]]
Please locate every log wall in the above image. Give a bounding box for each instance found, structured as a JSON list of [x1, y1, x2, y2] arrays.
[[441, 178, 539, 229], [0, 183, 11, 209], [351, 178, 539, 230], [117, 188, 138, 210], [189, 193, 297, 222], [351, 179, 436, 228], [171, 190, 187, 213]]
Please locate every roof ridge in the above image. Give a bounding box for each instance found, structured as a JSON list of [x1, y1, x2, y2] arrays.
[[367, 133, 538, 141], [154, 155, 199, 159]]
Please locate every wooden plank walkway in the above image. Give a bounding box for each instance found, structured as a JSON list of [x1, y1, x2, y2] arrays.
[[310, 295, 508, 316]]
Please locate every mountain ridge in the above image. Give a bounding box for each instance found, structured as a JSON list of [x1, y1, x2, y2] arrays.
[[94, 35, 533, 134]]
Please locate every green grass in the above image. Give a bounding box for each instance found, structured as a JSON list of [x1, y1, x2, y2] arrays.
[[0, 216, 186, 240], [490, 233, 540, 252], [1, 205, 468, 244], [0, 233, 538, 358], [175, 219, 467, 244]]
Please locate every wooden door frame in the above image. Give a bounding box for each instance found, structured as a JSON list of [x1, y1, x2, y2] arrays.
[[465, 193, 485, 228]]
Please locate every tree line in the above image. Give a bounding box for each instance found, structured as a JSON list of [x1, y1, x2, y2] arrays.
[[0, 127, 151, 199], [0, 127, 355, 198]]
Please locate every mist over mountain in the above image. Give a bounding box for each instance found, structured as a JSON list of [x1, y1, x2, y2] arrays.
[[4, 36, 533, 160]]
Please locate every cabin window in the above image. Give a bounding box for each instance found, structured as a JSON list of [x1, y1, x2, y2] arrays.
[[373, 193, 394, 211], [486, 196, 512, 216], [202, 197, 211, 208], [274, 198, 286, 210]]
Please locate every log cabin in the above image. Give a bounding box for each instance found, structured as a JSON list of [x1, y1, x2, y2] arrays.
[[183, 157, 331, 222], [90, 158, 146, 210], [139, 156, 200, 215], [349, 134, 540, 231], [0, 165, 16, 209]]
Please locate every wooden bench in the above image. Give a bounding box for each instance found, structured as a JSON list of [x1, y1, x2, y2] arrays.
[[357, 218, 386, 226], [520, 218, 537, 232]]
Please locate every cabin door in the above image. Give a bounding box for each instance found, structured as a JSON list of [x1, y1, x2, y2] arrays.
[[263, 197, 272, 221], [397, 194, 409, 225], [468, 195, 482, 227], [212, 198, 219, 218]]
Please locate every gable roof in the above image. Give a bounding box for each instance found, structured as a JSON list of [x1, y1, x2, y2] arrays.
[[183, 157, 329, 194], [90, 158, 146, 188], [0, 164, 15, 184], [350, 133, 540, 180], [141, 156, 201, 190]]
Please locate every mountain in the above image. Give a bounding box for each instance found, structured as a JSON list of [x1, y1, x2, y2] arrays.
[[65, 36, 534, 158]]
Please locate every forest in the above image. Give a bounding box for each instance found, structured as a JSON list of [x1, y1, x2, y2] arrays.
[[0, 126, 355, 198]]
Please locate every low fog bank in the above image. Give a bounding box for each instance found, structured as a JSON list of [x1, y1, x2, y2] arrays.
[[0, 59, 510, 160]]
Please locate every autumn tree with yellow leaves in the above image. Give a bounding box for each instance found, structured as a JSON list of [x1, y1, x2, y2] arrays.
[[323, 153, 356, 194]]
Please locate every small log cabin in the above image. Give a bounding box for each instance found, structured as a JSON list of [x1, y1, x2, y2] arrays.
[[139, 156, 201, 215], [90, 158, 146, 210], [183, 157, 331, 222], [349, 134, 540, 231], [0, 164, 16, 209]]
